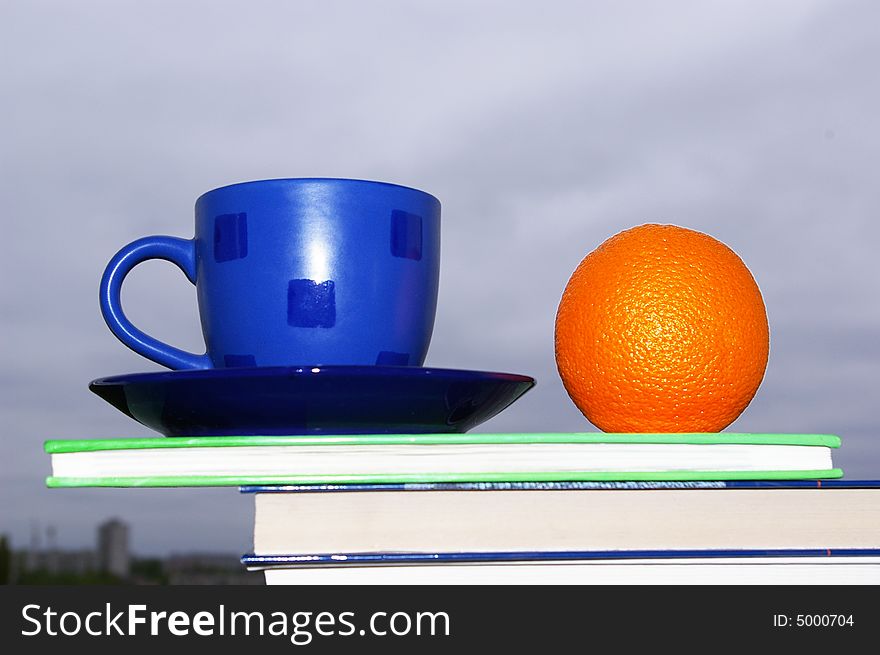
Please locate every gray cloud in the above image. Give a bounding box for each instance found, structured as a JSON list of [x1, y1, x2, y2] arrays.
[[1, 0, 878, 554]]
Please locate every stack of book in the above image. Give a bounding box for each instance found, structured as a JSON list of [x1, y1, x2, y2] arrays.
[[45, 432, 880, 584]]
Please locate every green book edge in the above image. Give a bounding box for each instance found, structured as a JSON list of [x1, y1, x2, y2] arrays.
[[46, 469, 844, 488], [44, 433, 842, 454]]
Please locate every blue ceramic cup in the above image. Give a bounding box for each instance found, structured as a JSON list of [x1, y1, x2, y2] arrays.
[[100, 178, 441, 370]]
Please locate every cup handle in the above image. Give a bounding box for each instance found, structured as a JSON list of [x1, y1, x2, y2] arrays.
[[99, 236, 212, 370]]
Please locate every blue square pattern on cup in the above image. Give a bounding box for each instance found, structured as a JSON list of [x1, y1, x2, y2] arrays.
[[288, 279, 337, 328], [223, 354, 257, 368], [214, 212, 248, 262], [376, 351, 411, 366], [390, 210, 422, 260]]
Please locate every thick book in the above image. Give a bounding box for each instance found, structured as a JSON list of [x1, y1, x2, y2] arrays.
[[248, 481, 879, 555], [44, 433, 842, 488], [243, 550, 880, 585]]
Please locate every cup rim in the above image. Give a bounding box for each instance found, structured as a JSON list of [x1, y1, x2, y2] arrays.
[[196, 177, 441, 206]]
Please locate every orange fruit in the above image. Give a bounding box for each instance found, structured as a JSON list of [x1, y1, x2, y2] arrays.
[[554, 223, 769, 433]]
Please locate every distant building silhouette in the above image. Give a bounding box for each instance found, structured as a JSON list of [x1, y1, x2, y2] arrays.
[[97, 519, 130, 578], [7, 519, 261, 584]]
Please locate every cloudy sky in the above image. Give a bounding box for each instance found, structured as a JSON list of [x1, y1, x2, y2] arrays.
[[1, 1, 878, 556]]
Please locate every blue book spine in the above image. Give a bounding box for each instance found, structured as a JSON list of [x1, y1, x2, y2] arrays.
[[241, 548, 880, 568], [240, 479, 880, 494]]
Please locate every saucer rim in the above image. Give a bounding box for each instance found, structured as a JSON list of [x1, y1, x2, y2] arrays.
[[89, 365, 537, 388]]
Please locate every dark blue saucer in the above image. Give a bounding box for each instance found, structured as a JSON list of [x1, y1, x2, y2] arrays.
[[89, 366, 536, 437]]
